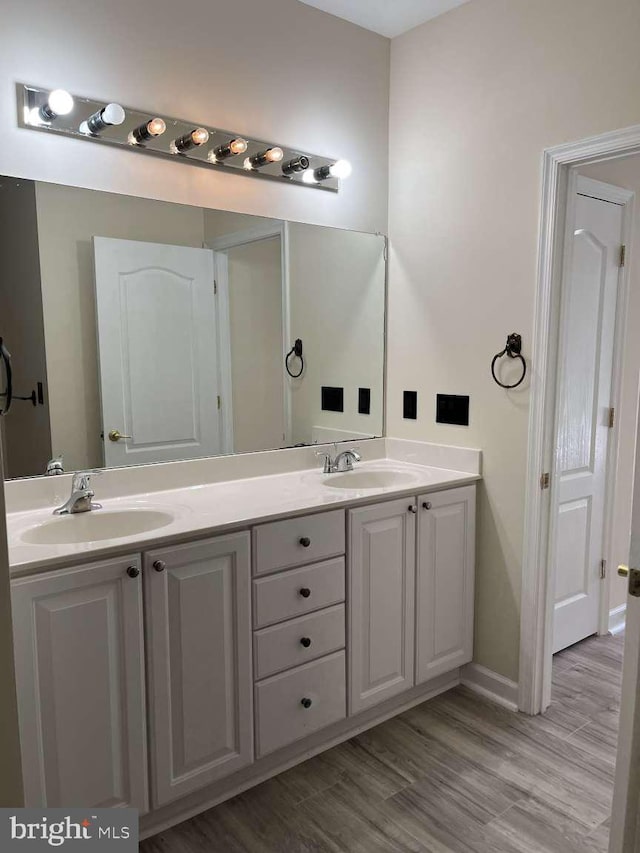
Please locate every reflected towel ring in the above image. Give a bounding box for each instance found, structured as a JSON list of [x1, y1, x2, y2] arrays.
[[285, 338, 304, 378], [0, 337, 12, 416], [491, 333, 526, 389]]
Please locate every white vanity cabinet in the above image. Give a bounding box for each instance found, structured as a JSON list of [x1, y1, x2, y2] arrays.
[[143, 532, 253, 807], [349, 485, 476, 713], [11, 555, 148, 811], [416, 486, 476, 683], [348, 498, 416, 714]]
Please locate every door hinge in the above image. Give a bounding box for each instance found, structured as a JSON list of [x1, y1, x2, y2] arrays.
[[540, 472, 550, 490], [600, 559, 607, 580], [608, 407, 615, 429], [214, 280, 217, 295], [217, 395, 221, 410], [620, 244, 626, 268]]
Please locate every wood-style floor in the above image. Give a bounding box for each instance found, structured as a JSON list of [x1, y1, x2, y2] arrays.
[[141, 633, 623, 852]]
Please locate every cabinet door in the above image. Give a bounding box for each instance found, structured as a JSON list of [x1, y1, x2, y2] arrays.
[[416, 485, 476, 684], [11, 555, 148, 810], [349, 498, 416, 714], [144, 532, 252, 807]]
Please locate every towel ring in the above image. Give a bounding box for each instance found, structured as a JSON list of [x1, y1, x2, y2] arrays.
[[491, 333, 526, 389]]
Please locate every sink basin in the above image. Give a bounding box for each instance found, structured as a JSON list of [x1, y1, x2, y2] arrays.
[[21, 509, 175, 545], [323, 469, 419, 490]]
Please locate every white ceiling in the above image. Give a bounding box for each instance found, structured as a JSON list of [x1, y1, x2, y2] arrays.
[[297, 0, 471, 38]]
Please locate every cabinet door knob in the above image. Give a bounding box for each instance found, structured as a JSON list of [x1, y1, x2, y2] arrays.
[[422, 501, 432, 510], [301, 697, 313, 709], [153, 560, 166, 572], [299, 537, 311, 548], [126, 565, 140, 578], [299, 587, 311, 598], [408, 505, 417, 514], [300, 637, 312, 648]]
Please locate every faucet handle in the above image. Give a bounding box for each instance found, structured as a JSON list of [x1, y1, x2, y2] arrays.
[[71, 469, 102, 490]]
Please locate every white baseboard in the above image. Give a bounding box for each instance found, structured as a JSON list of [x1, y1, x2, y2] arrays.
[[609, 604, 627, 636], [460, 662, 519, 712]]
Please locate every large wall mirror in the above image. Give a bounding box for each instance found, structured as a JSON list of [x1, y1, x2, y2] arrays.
[[0, 175, 386, 479]]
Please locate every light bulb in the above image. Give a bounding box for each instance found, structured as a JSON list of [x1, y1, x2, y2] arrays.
[[329, 159, 352, 180], [230, 138, 248, 155], [37, 89, 74, 122], [282, 155, 310, 176], [210, 138, 248, 162], [302, 170, 318, 184], [246, 147, 284, 169], [170, 128, 209, 153], [191, 127, 209, 145], [128, 117, 166, 145], [80, 103, 125, 135], [265, 147, 283, 163], [47, 89, 74, 116]]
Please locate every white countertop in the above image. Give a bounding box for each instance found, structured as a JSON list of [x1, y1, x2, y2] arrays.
[[7, 458, 480, 575]]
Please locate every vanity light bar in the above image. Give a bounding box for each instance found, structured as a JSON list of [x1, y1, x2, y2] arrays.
[[18, 84, 350, 193]]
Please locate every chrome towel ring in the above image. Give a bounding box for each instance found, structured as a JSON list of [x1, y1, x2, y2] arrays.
[[491, 333, 527, 389]]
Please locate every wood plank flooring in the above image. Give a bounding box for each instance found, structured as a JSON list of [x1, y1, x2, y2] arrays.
[[141, 633, 623, 852]]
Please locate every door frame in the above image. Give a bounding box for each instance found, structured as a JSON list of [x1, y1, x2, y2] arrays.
[[520, 125, 639, 716], [207, 221, 292, 448]]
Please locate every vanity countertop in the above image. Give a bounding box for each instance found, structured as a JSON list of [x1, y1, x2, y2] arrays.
[[7, 457, 480, 575]]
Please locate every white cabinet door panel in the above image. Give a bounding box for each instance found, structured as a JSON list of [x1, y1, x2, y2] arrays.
[[144, 533, 252, 807], [416, 486, 476, 683], [11, 556, 147, 810], [348, 498, 416, 714]]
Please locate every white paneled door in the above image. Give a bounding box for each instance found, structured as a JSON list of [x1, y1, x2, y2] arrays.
[[552, 177, 624, 653], [94, 237, 222, 466]]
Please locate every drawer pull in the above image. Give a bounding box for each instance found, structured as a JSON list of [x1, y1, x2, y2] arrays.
[[299, 537, 311, 548], [422, 501, 432, 510], [300, 637, 312, 648], [301, 697, 313, 709], [126, 565, 140, 578], [299, 587, 312, 598], [153, 560, 166, 572], [408, 505, 417, 514]]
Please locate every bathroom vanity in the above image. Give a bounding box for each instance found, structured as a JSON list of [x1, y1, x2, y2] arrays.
[[6, 440, 479, 836]]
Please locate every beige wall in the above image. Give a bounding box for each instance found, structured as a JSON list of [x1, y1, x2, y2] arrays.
[[288, 223, 385, 444], [35, 183, 205, 471], [0, 0, 389, 236], [579, 156, 640, 613], [227, 238, 286, 452], [388, 0, 640, 681]]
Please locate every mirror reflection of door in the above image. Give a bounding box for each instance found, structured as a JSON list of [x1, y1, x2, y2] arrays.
[[94, 237, 224, 467]]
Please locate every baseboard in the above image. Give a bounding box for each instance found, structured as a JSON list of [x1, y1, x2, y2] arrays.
[[609, 604, 627, 636], [460, 662, 519, 712]]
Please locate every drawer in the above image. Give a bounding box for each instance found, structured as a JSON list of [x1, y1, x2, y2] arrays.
[[253, 509, 345, 576], [253, 604, 345, 680], [255, 651, 346, 757], [253, 557, 345, 629]]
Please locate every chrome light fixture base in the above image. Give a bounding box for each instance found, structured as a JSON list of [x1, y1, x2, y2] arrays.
[[18, 84, 343, 193]]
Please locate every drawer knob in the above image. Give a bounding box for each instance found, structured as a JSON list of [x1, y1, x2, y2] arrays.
[[408, 505, 417, 514], [126, 565, 140, 578], [301, 697, 313, 709], [300, 637, 312, 648], [422, 501, 432, 510], [153, 560, 166, 572], [299, 587, 312, 598], [299, 537, 311, 548]]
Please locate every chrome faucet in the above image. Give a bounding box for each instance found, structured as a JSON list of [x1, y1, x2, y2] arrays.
[[316, 445, 361, 474], [53, 471, 102, 515]]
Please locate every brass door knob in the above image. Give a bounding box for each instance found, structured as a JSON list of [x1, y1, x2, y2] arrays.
[[619, 565, 630, 578], [108, 429, 132, 442]]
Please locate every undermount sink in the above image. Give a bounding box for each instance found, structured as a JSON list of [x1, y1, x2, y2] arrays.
[[323, 469, 420, 490], [21, 509, 175, 545]]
